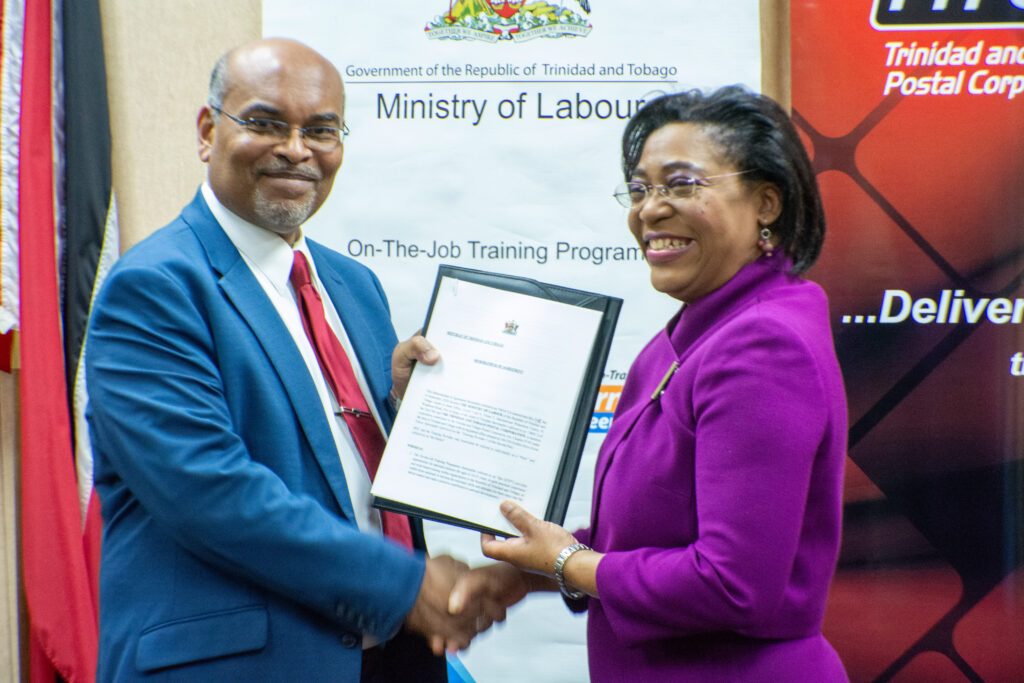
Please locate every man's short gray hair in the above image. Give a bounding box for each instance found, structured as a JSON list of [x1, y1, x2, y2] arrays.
[[207, 52, 230, 112]]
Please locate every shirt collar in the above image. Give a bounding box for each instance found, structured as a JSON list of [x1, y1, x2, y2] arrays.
[[201, 182, 316, 296]]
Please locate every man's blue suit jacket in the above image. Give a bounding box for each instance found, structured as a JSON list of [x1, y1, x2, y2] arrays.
[[86, 192, 443, 681]]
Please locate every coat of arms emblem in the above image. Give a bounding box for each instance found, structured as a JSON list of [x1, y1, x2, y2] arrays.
[[425, 1, 592, 42]]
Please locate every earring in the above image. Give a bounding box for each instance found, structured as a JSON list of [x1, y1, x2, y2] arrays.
[[757, 224, 774, 257]]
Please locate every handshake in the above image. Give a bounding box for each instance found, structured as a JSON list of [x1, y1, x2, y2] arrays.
[[403, 499, 589, 655], [403, 556, 531, 656]]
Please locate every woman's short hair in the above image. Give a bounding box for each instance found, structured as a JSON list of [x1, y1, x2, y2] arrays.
[[621, 85, 825, 273]]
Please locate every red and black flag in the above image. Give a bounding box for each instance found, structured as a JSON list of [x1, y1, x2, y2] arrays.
[[3, 0, 119, 679], [61, 0, 119, 594]]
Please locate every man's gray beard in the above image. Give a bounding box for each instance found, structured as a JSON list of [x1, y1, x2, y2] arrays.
[[253, 191, 317, 233]]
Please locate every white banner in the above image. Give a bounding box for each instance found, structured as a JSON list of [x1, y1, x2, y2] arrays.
[[264, 3, 761, 680]]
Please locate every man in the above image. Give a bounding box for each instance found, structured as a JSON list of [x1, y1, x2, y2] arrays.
[[86, 38, 489, 681]]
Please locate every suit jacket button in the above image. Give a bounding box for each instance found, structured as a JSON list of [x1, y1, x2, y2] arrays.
[[341, 633, 359, 649]]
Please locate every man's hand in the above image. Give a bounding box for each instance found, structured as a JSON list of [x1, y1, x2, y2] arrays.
[[404, 555, 475, 655], [391, 333, 439, 401]]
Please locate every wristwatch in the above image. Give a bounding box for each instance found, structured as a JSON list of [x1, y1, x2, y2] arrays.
[[553, 542, 590, 600]]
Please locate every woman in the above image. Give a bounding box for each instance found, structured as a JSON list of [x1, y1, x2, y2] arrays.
[[453, 86, 849, 681]]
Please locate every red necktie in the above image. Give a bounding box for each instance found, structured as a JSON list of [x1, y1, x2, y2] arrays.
[[289, 251, 413, 550]]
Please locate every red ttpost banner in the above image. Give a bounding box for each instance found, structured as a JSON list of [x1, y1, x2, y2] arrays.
[[791, 2, 1024, 682]]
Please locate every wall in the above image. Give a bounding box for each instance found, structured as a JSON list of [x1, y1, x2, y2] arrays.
[[102, 0, 262, 249], [761, 0, 790, 108], [0, 369, 19, 679]]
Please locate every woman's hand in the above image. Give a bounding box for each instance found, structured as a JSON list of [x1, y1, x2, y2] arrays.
[[481, 501, 602, 598], [481, 501, 576, 575]]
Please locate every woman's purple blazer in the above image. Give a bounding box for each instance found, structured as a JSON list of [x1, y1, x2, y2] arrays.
[[575, 253, 850, 682]]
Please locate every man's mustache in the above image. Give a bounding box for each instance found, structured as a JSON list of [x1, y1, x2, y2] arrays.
[[258, 164, 322, 182]]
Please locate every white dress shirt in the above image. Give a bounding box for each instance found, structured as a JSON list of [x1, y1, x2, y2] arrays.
[[202, 183, 384, 537]]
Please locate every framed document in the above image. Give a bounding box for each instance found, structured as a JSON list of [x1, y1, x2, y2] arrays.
[[372, 265, 621, 536]]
